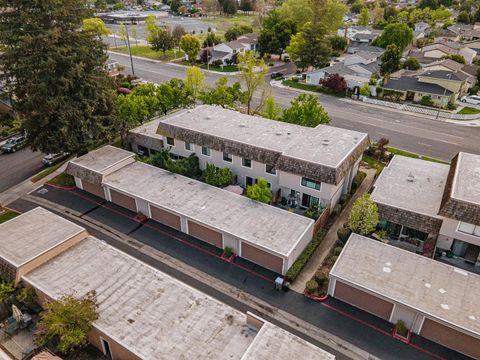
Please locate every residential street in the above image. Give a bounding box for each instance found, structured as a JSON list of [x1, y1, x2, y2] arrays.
[[109, 51, 480, 161], [0, 149, 44, 193]]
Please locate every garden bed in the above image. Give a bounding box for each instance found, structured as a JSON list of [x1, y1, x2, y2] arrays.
[[46, 173, 75, 187], [0, 210, 19, 224]]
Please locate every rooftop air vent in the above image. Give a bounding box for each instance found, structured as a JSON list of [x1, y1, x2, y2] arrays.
[[275, 132, 282, 136], [322, 139, 330, 146], [239, 124, 246, 128], [205, 116, 211, 120], [407, 172, 415, 182]]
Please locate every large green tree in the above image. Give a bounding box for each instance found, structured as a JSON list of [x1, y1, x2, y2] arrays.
[[179, 34, 201, 63], [282, 93, 330, 127], [238, 51, 268, 114], [201, 76, 243, 108], [374, 22, 413, 51], [258, 10, 296, 56], [185, 66, 205, 104], [150, 27, 175, 54], [347, 194, 379, 235], [380, 44, 401, 75], [0, 0, 116, 156], [246, 178, 272, 204]]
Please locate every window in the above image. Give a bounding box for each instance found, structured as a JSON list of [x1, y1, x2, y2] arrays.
[[223, 152, 232, 163], [137, 145, 149, 157], [185, 142, 193, 151], [265, 164, 276, 175], [458, 222, 480, 237], [201, 146, 211, 156], [301, 177, 321, 191], [301, 194, 319, 208], [242, 158, 252, 168], [246, 176, 255, 187], [166, 137, 175, 146]]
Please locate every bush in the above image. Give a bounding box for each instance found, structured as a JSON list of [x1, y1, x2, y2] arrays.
[[447, 102, 457, 110], [305, 279, 319, 293], [359, 84, 370, 97], [0, 282, 15, 303], [395, 320, 408, 337], [203, 163, 234, 187], [285, 229, 327, 281], [314, 267, 329, 285], [375, 85, 383, 97], [326, 255, 338, 266], [320, 73, 347, 93], [331, 204, 342, 217], [17, 287, 37, 308], [337, 227, 352, 243], [419, 95, 434, 107], [333, 246, 343, 256], [352, 171, 367, 191], [223, 246, 233, 257]]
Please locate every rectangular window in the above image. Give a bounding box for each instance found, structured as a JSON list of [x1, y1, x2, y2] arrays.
[[242, 158, 252, 168], [301, 193, 319, 208], [223, 152, 232, 162], [201, 146, 211, 156], [166, 137, 175, 146], [458, 222, 480, 237], [301, 177, 321, 191], [185, 142, 193, 151], [246, 176, 255, 187], [265, 164, 276, 175]]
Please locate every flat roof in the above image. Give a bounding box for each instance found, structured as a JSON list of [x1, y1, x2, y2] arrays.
[[331, 234, 480, 337], [157, 106, 368, 169], [0, 207, 85, 267], [24, 237, 257, 360], [371, 155, 449, 217], [69, 145, 134, 173], [451, 152, 480, 205], [129, 117, 163, 139], [105, 161, 314, 256], [241, 322, 335, 360]]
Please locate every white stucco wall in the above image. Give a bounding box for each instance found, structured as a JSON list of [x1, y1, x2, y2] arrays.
[[437, 217, 480, 251]]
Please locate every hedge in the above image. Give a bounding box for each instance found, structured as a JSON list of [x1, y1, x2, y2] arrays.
[[285, 228, 328, 282]]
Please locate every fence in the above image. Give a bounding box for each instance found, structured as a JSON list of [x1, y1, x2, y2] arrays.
[[360, 96, 480, 121], [313, 206, 330, 235]]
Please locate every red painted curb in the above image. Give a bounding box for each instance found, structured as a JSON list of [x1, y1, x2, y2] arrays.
[[45, 183, 76, 191], [303, 291, 329, 302]]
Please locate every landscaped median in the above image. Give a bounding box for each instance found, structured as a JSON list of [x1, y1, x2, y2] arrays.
[[281, 79, 347, 97]]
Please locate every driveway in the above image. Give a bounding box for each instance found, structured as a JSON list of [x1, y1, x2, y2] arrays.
[[21, 185, 472, 360]]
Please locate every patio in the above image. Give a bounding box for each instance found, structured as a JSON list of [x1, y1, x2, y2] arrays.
[[436, 253, 480, 275]]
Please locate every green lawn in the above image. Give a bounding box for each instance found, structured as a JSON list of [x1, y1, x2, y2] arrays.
[[47, 173, 76, 187], [203, 14, 257, 30], [362, 154, 385, 176], [282, 80, 321, 93], [31, 158, 71, 183], [386, 147, 449, 164], [457, 106, 480, 115], [110, 46, 184, 61], [0, 210, 19, 224], [199, 64, 239, 72]]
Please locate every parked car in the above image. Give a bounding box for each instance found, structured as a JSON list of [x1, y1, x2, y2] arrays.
[[460, 95, 480, 105], [0, 135, 26, 153], [270, 72, 285, 79], [42, 152, 70, 167]]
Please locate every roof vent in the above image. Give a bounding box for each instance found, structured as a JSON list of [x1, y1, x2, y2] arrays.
[[275, 132, 282, 136], [322, 139, 330, 146], [205, 116, 211, 120], [406, 172, 415, 182], [239, 124, 246, 128]]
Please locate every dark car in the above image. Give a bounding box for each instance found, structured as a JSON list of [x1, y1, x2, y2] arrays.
[[270, 72, 285, 79], [42, 152, 70, 167], [0, 135, 26, 153]]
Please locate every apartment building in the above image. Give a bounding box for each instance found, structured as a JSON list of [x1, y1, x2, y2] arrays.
[[129, 106, 369, 209], [370, 153, 480, 271], [0, 208, 335, 360]]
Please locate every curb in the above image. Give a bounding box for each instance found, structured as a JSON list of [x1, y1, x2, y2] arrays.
[[303, 291, 329, 302]]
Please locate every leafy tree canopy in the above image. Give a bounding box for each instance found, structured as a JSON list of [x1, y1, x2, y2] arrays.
[[282, 93, 330, 127], [246, 178, 272, 203], [180, 34, 201, 63], [258, 10, 296, 55], [380, 44, 401, 75], [347, 194, 379, 235], [374, 22, 413, 51]]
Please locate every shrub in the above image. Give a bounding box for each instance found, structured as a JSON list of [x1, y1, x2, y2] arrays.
[[348, 194, 379, 235], [0, 282, 15, 303], [337, 227, 352, 243], [285, 229, 327, 281], [419, 95, 434, 107], [17, 287, 37, 307], [320, 73, 347, 93], [333, 246, 343, 256], [246, 178, 272, 204], [305, 280, 319, 293], [326, 255, 338, 266], [223, 246, 233, 257], [352, 171, 367, 191], [203, 163, 234, 187], [314, 267, 329, 285], [395, 320, 408, 337], [331, 204, 342, 217], [359, 83, 371, 97], [447, 102, 457, 110], [376, 85, 383, 96]]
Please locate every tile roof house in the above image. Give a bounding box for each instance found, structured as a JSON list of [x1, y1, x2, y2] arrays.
[[408, 41, 477, 65], [208, 34, 258, 66]]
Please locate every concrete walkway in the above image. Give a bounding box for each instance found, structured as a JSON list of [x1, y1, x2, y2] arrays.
[[290, 167, 377, 293]]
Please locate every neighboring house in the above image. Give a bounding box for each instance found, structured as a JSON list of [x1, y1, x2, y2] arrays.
[[0, 208, 335, 360], [347, 43, 384, 55], [209, 34, 258, 65], [129, 106, 369, 209], [446, 23, 480, 41], [370, 153, 480, 273], [408, 41, 477, 65], [306, 51, 382, 89], [337, 26, 381, 44], [413, 21, 430, 39], [329, 234, 480, 359], [423, 59, 479, 90]]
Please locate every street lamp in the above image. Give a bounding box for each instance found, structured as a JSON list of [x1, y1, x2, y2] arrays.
[[436, 72, 452, 119], [121, 22, 135, 77]]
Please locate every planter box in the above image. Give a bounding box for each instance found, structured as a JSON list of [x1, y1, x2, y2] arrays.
[[392, 324, 411, 343]]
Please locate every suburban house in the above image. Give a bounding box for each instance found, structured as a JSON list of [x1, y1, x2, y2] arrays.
[[66, 145, 316, 275], [423, 59, 479, 90], [208, 34, 258, 65], [382, 69, 469, 106], [370, 153, 480, 272], [306, 50, 382, 89], [337, 26, 381, 44], [444, 23, 480, 42], [413, 21, 430, 39], [0, 207, 335, 360], [408, 41, 477, 65], [329, 234, 480, 359], [128, 106, 369, 209]]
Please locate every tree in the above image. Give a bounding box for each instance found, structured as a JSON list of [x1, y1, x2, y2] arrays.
[[180, 34, 201, 63], [35, 292, 98, 354], [240, 0, 254, 11], [172, 25, 186, 45], [224, 25, 253, 41], [238, 51, 268, 114], [150, 27, 175, 53], [82, 18, 111, 38], [112, 2, 125, 10], [116, 94, 150, 147], [145, 14, 158, 43], [347, 194, 379, 235], [282, 94, 330, 127], [0, 282, 15, 302], [130, 25, 138, 46], [246, 178, 272, 203], [359, 83, 371, 96], [443, 54, 466, 64], [185, 66, 205, 104], [170, 0, 182, 13], [320, 73, 347, 92], [380, 44, 401, 75], [329, 35, 348, 52], [201, 76, 243, 108], [117, 23, 128, 46], [358, 7, 370, 26], [403, 57, 421, 70], [258, 10, 296, 55], [263, 95, 282, 120], [203, 163, 234, 187], [203, 32, 221, 47], [222, 0, 238, 14], [0, 0, 116, 156], [94, 0, 107, 10], [374, 22, 413, 51]]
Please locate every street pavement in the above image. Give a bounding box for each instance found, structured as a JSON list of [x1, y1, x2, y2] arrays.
[[108, 51, 480, 161], [0, 148, 44, 193], [16, 185, 472, 360]]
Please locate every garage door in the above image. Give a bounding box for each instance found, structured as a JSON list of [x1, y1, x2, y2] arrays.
[[83, 181, 105, 199], [241, 243, 283, 274], [150, 206, 181, 230], [420, 318, 480, 359], [333, 282, 393, 320], [187, 221, 222, 248], [110, 189, 137, 212]]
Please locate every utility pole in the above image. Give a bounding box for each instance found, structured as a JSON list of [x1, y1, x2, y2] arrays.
[[124, 23, 135, 76]]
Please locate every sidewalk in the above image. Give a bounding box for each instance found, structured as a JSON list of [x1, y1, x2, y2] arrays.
[[290, 167, 377, 293]]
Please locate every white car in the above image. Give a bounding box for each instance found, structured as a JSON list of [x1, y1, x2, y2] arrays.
[[460, 95, 480, 105]]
